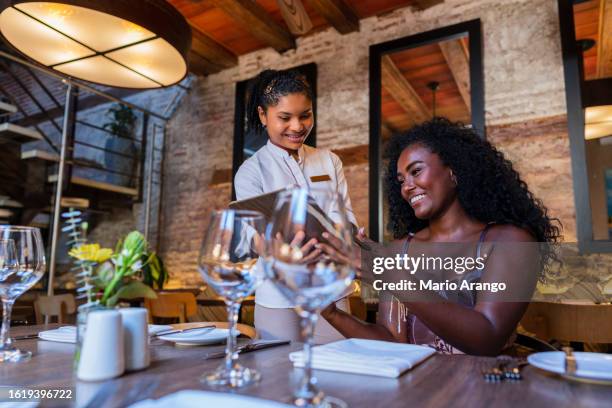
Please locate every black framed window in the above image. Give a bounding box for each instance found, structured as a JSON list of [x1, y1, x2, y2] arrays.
[[558, 0, 612, 253]]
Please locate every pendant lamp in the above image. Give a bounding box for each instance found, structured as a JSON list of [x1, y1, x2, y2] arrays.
[[0, 0, 191, 88]]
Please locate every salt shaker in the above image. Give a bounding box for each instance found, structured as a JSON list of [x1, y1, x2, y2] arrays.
[[119, 308, 150, 371], [77, 310, 125, 381]]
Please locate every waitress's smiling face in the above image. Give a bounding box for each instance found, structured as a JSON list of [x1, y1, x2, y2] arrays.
[[259, 92, 314, 153]]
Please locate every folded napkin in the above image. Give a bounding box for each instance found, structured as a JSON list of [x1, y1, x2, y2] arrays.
[[130, 390, 293, 408], [289, 338, 436, 378], [38, 325, 172, 343]]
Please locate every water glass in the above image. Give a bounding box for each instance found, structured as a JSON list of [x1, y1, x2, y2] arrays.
[[264, 187, 355, 408], [0, 226, 46, 362], [197, 209, 266, 387]]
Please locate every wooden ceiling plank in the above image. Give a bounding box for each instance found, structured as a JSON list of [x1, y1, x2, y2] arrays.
[[277, 0, 313, 35], [190, 25, 238, 69], [381, 55, 430, 124], [209, 0, 295, 51], [188, 51, 225, 76], [413, 0, 445, 10], [381, 121, 398, 140], [596, 0, 612, 78], [309, 0, 359, 34], [438, 39, 471, 113]]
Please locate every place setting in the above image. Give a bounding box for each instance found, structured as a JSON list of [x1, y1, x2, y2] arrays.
[[528, 347, 612, 384]]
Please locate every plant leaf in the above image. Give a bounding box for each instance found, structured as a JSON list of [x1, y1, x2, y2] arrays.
[[106, 281, 157, 307]]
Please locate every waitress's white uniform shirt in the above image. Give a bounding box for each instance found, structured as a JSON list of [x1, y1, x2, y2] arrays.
[[235, 140, 357, 308]]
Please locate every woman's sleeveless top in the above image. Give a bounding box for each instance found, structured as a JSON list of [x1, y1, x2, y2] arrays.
[[381, 224, 493, 354]]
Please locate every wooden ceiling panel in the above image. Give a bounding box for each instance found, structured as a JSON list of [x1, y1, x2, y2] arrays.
[[597, 0, 612, 78], [258, 0, 330, 34], [345, 0, 417, 18], [381, 36, 471, 128], [168, 0, 215, 18], [439, 39, 470, 112], [208, 0, 295, 51], [189, 8, 268, 55], [168, 0, 418, 75], [573, 0, 599, 79], [310, 0, 360, 34]]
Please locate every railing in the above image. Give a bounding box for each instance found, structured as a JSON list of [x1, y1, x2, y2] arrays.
[[0, 49, 186, 296]]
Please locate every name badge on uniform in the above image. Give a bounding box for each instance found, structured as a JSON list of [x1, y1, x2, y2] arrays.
[[310, 174, 331, 183]]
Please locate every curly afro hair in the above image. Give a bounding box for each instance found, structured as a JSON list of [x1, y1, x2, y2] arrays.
[[384, 118, 562, 250]]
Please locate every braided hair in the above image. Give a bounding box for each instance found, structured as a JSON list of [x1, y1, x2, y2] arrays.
[[246, 69, 313, 137]]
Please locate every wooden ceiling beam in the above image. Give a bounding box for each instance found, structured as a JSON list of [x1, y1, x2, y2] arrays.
[[190, 25, 238, 70], [309, 0, 359, 34], [597, 0, 612, 78], [439, 39, 471, 113], [209, 0, 295, 52], [188, 51, 225, 76], [381, 122, 397, 140], [413, 0, 445, 10], [381, 55, 430, 124]]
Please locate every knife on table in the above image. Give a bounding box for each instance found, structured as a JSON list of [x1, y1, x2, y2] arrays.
[[204, 340, 290, 359]]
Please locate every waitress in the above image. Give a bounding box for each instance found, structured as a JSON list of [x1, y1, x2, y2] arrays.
[[234, 69, 357, 343]]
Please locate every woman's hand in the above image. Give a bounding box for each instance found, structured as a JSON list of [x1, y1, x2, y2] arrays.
[[315, 227, 378, 282], [271, 230, 321, 264], [320, 302, 337, 320]]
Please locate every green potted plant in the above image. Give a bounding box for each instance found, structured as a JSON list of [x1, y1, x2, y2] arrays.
[[102, 104, 137, 187]]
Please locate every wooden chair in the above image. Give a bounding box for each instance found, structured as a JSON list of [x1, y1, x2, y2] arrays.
[[145, 292, 198, 323], [173, 321, 259, 339], [34, 294, 76, 324], [520, 301, 612, 344]]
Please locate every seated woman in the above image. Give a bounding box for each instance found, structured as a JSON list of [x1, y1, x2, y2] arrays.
[[320, 118, 560, 356]]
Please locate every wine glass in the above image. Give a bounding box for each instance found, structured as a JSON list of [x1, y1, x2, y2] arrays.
[[0, 226, 46, 362], [197, 209, 266, 387], [264, 187, 355, 408]]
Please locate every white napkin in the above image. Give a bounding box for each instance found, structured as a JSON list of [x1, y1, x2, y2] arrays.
[[289, 338, 436, 378], [129, 390, 293, 408], [38, 325, 172, 343]]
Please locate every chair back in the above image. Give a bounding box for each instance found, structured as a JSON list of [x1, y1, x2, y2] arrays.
[[145, 292, 198, 323], [520, 301, 612, 344], [34, 294, 76, 324], [211, 322, 259, 339]]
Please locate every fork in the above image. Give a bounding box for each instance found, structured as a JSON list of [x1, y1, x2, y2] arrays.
[[482, 356, 526, 382]]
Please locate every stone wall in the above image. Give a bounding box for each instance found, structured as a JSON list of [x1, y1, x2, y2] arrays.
[[159, 0, 578, 287]]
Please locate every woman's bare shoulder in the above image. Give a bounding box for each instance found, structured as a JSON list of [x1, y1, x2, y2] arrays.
[[487, 224, 535, 242]]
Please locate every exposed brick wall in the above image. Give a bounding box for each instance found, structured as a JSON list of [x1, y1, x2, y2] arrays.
[[159, 0, 583, 287], [487, 115, 576, 241]]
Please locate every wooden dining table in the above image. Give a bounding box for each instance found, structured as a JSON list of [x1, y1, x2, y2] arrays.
[[2, 324, 611, 407]]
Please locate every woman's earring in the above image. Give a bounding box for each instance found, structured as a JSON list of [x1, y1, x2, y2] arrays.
[[450, 170, 457, 186]]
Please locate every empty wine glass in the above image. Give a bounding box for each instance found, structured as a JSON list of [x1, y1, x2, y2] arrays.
[[0, 226, 46, 362], [197, 209, 266, 387], [264, 187, 355, 408]]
